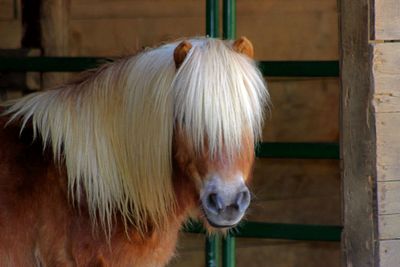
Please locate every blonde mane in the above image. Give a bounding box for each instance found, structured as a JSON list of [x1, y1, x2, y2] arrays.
[[3, 38, 268, 235]]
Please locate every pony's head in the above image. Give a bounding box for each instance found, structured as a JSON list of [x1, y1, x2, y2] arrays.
[[171, 37, 267, 229]]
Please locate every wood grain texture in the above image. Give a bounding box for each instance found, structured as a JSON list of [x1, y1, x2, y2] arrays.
[[378, 214, 400, 240], [340, 0, 377, 266], [378, 181, 400, 215], [41, 0, 70, 88], [379, 240, 400, 266], [376, 113, 400, 182], [0, 0, 14, 20], [374, 0, 400, 40]]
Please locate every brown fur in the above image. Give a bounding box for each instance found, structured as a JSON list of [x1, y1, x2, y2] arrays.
[[0, 115, 255, 266]]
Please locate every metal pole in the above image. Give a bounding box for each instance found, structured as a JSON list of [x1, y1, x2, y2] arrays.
[[222, 233, 236, 267], [206, 235, 220, 267], [222, 0, 236, 39], [206, 0, 219, 37]]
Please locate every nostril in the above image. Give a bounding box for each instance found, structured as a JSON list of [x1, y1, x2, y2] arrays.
[[206, 193, 224, 213], [235, 190, 251, 212]]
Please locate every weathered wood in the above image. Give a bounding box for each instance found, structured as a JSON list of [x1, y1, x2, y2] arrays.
[[70, 0, 335, 20], [0, 0, 21, 49], [378, 214, 400, 240], [376, 113, 400, 182], [41, 0, 70, 88], [340, 0, 377, 266], [374, 0, 400, 41], [378, 181, 400, 215], [0, 0, 15, 20], [68, 0, 338, 59], [379, 240, 400, 266]]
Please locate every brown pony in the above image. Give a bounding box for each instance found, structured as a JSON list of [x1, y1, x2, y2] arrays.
[[0, 37, 268, 266]]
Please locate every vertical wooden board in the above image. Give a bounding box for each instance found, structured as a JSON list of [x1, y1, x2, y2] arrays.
[[374, 0, 400, 41], [41, 0, 70, 87], [378, 181, 400, 215], [0, 0, 14, 19], [379, 240, 400, 266], [340, 0, 377, 265]]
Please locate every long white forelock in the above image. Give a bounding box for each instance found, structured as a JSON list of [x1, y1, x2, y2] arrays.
[[172, 38, 268, 158], [3, 37, 268, 236]]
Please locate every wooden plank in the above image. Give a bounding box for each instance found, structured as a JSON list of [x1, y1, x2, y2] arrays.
[[379, 240, 400, 266], [71, 1, 203, 19], [374, 0, 400, 41], [373, 43, 400, 113], [378, 214, 400, 240], [69, 18, 204, 56], [0, 20, 22, 49], [376, 113, 400, 182], [0, 0, 14, 20], [340, 0, 377, 266], [41, 0, 70, 88], [378, 181, 400, 214], [373, 44, 400, 183], [70, 0, 336, 20]]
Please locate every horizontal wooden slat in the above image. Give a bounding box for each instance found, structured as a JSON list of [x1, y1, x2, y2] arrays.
[[379, 240, 400, 266], [71, 0, 336, 20], [374, 0, 400, 40], [376, 113, 400, 181], [378, 214, 400, 240], [71, 1, 203, 19], [378, 181, 400, 215]]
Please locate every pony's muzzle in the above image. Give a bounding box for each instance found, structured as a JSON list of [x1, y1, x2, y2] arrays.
[[201, 175, 251, 228]]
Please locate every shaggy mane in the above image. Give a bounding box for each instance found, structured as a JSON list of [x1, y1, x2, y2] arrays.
[[3, 38, 268, 236]]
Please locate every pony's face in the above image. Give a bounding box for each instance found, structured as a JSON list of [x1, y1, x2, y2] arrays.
[[172, 37, 261, 229], [173, 127, 255, 229]]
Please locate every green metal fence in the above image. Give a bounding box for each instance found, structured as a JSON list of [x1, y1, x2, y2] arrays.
[[0, 1, 342, 266]]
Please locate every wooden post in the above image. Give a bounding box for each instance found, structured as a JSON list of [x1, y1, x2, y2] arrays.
[[41, 0, 70, 88], [341, 0, 400, 266]]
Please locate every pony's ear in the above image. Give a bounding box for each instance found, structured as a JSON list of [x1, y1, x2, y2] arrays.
[[232, 37, 254, 59], [174, 40, 192, 69]]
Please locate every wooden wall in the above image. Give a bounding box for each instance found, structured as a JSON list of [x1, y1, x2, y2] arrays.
[[0, 0, 22, 49], [341, 0, 400, 266]]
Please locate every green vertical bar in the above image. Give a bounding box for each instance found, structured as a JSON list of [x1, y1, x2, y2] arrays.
[[222, 233, 236, 267], [206, 0, 219, 37], [223, 0, 236, 39], [206, 235, 220, 267]]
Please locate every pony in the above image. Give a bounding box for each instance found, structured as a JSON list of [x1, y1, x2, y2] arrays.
[[0, 37, 268, 266]]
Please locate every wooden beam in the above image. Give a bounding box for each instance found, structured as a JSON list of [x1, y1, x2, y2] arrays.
[[41, 0, 70, 88], [340, 0, 377, 266]]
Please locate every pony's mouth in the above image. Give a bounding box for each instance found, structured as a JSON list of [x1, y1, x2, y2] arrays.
[[203, 213, 237, 229], [200, 204, 244, 229]]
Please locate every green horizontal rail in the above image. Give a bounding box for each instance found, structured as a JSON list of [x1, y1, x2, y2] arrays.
[[183, 221, 342, 242], [258, 61, 339, 77], [0, 57, 339, 77], [234, 221, 342, 242], [256, 142, 339, 159]]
